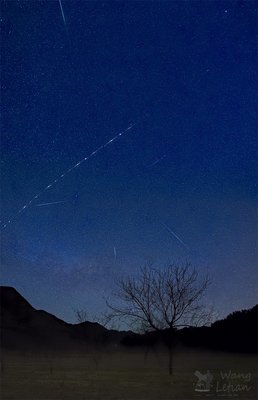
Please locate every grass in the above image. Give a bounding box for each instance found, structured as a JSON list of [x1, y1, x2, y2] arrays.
[[1, 348, 257, 400]]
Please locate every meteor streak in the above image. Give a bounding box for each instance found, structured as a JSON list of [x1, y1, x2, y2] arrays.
[[36, 200, 69, 207], [2, 123, 135, 229], [113, 246, 117, 261], [58, 0, 66, 26], [148, 154, 167, 167], [162, 222, 189, 250]]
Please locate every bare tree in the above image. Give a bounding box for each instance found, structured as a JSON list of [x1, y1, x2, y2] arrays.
[[107, 262, 211, 375], [74, 307, 115, 329], [74, 308, 88, 324]]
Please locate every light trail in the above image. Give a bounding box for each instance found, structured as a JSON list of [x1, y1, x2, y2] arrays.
[[113, 246, 117, 261], [162, 222, 190, 250], [148, 154, 167, 167], [58, 0, 66, 26], [36, 200, 70, 207], [2, 123, 135, 229]]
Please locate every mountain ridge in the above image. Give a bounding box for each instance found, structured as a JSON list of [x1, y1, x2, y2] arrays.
[[1, 286, 257, 353]]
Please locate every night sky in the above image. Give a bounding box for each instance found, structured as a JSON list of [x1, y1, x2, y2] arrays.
[[1, 0, 257, 324]]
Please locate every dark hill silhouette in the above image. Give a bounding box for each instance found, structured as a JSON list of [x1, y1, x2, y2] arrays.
[[0, 286, 126, 351], [1, 286, 257, 353]]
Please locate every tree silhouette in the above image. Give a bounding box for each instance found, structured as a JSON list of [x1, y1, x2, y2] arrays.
[[107, 262, 211, 375], [74, 309, 88, 324]]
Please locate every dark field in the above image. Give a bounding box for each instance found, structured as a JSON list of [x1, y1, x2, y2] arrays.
[[1, 348, 257, 400]]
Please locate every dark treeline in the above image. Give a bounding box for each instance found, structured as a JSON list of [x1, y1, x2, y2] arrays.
[[121, 305, 258, 353]]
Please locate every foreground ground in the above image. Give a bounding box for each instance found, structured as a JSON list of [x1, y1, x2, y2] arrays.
[[1, 347, 257, 400]]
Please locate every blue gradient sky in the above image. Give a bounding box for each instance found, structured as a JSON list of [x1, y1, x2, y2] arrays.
[[1, 0, 257, 323]]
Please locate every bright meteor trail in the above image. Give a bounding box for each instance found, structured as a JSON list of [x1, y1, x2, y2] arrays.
[[36, 200, 69, 207], [2, 123, 135, 229], [58, 0, 66, 26]]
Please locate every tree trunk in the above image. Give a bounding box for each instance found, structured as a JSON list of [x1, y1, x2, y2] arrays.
[[168, 345, 173, 376], [165, 327, 175, 376]]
